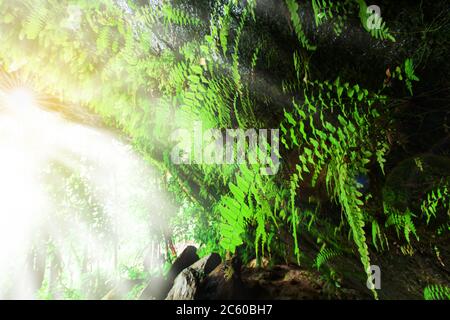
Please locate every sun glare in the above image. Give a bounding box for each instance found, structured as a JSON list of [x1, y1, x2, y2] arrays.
[[3, 87, 37, 111], [0, 86, 167, 299]]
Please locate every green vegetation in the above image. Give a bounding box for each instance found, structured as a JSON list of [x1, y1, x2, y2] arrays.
[[0, 0, 448, 299]]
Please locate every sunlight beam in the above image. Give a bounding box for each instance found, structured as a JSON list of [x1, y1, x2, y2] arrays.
[[2, 87, 37, 112], [0, 87, 168, 299]]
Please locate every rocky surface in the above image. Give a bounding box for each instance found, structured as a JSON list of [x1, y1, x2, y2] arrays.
[[138, 246, 361, 300], [195, 262, 359, 300], [166, 253, 222, 300], [139, 245, 200, 300]]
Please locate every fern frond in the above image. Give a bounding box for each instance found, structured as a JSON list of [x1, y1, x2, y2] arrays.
[[22, 2, 48, 40], [357, 0, 395, 42], [311, 0, 351, 35], [162, 4, 201, 27], [96, 26, 111, 54], [285, 0, 316, 51], [424, 284, 450, 300], [404, 58, 420, 95], [421, 179, 449, 224], [385, 207, 419, 243], [315, 246, 342, 269]]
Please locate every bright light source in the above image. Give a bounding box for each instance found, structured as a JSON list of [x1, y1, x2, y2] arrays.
[[0, 97, 166, 299], [3, 87, 37, 112]]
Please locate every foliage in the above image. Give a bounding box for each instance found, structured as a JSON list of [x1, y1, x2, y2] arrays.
[[384, 207, 419, 244], [423, 284, 450, 300], [281, 77, 387, 295], [0, 0, 448, 299], [218, 163, 282, 260], [357, 0, 395, 42], [285, 0, 316, 51], [421, 179, 450, 224], [314, 246, 342, 270]]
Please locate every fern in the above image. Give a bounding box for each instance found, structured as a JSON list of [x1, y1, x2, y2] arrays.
[[311, 0, 332, 26], [314, 246, 342, 269], [371, 219, 388, 251], [385, 207, 419, 243], [423, 284, 450, 300], [437, 222, 449, 236], [421, 179, 450, 224], [218, 154, 283, 260], [357, 0, 395, 42], [218, 5, 232, 57], [96, 26, 111, 54], [22, 1, 49, 40], [162, 4, 201, 27], [289, 173, 301, 262], [388, 58, 420, 95], [311, 0, 350, 35], [404, 58, 420, 95], [280, 77, 388, 297], [1, 0, 446, 300], [285, 0, 316, 51]]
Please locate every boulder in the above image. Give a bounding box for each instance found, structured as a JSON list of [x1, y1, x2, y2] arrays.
[[165, 268, 200, 300], [165, 253, 222, 300], [195, 261, 250, 300], [190, 253, 221, 275], [194, 263, 235, 300], [167, 245, 199, 282], [139, 246, 199, 300]]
